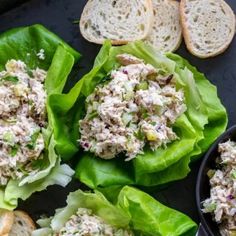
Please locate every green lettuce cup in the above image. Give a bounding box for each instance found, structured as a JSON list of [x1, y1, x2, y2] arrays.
[[0, 24, 80, 209], [32, 186, 197, 236], [49, 41, 227, 188]]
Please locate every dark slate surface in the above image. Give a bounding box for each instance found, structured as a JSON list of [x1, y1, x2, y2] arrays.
[[0, 0, 29, 14], [0, 0, 235, 225]]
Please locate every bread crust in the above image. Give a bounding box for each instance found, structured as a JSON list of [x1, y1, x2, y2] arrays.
[[13, 210, 36, 230], [8, 210, 36, 235], [180, 0, 236, 58], [79, 0, 154, 45], [169, 0, 182, 52], [0, 210, 14, 235]]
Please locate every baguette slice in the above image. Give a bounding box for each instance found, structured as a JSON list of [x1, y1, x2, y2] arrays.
[[80, 0, 153, 45], [180, 0, 236, 58], [9, 211, 36, 236], [0, 209, 14, 236], [145, 0, 182, 52]]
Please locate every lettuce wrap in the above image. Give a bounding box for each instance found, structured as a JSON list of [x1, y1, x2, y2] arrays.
[[49, 41, 227, 189], [32, 186, 197, 236], [0, 24, 80, 209]]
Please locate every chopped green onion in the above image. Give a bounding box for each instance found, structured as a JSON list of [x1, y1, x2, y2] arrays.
[[134, 129, 145, 141], [141, 110, 149, 119], [72, 19, 80, 24], [5, 118, 17, 124], [231, 170, 236, 179], [10, 144, 19, 157], [26, 131, 40, 150], [87, 111, 98, 120], [2, 76, 19, 83], [140, 106, 149, 119], [28, 99, 34, 105]]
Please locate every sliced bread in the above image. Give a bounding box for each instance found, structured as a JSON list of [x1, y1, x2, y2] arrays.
[[80, 0, 153, 45], [180, 0, 236, 58], [0, 209, 14, 236], [145, 0, 182, 52], [9, 211, 36, 236]]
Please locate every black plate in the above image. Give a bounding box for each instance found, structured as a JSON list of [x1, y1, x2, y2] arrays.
[[196, 125, 236, 235], [0, 0, 235, 227]]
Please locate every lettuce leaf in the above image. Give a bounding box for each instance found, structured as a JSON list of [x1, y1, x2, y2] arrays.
[[32, 186, 197, 236], [166, 53, 228, 156], [0, 24, 80, 71], [58, 41, 225, 189], [0, 24, 80, 209], [47, 41, 111, 160], [118, 186, 197, 236]]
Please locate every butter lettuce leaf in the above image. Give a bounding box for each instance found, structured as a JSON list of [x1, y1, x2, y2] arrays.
[[61, 41, 226, 188], [32, 186, 197, 236], [0, 24, 80, 209]]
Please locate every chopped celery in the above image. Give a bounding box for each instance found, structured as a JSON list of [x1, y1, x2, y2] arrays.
[[122, 113, 133, 125], [136, 81, 148, 90], [3, 131, 14, 144]]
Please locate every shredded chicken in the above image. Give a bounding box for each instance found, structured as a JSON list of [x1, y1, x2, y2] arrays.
[[58, 208, 132, 236], [203, 140, 236, 236], [79, 54, 186, 161], [0, 59, 47, 185]]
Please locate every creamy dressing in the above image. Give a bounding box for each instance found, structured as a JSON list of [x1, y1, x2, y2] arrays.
[[0, 59, 47, 185], [79, 54, 186, 160]]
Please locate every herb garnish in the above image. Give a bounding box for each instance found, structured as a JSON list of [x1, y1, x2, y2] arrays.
[[2, 76, 19, 83], [26, 131, 40, 150]]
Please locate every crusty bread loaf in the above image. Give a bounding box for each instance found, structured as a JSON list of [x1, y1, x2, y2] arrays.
[[180, 0, 236, 58], [145, 0, 182, 52], [9, 211, 36, 236], [0, 209, 14, 236], [80, 0, 153, 45]]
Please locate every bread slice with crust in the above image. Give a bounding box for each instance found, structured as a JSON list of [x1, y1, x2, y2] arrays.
[[0, 209, 14, 236], [9, 211, 36, 236], [180, 0, 236, 58], [145, 0, 182, 52], [80, 0, 153, 45]]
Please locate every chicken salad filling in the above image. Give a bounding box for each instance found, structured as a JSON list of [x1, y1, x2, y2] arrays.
[[0, 59, 47, 186], [203, 140, 236, 236], [57, 208, 132, 236], [79, 54, 186, 160]]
